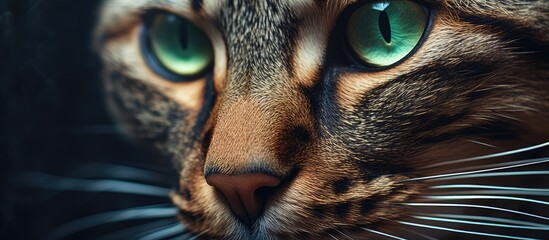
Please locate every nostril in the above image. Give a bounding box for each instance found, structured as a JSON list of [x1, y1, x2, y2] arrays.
[[205, 173, 282, 227]]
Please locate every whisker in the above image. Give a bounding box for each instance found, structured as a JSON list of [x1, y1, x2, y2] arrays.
[[404, 157, 549, 182], [424, 195, 549, 206], [465, 139, 499, 149], [334, 228, 354, 240], [327, 233, 338, 240], [403, 203, 549, 221], [431, 184, 549, 192], [426, 214, 549, 227], [97, 219, 178, 240], [398, 221, 538, 240], [436, 158, 549, 176], [186, 230, 208, 240], [413, 215, 549, 230], [433, 171, 549, 181], [70, 162, 172, 185], [48, 204, 177, 240], [136, 222, 187, 240], [18, 172, 171, 197], [362, 227, 407, 240], [422, 141, 549, 169], [434, 190, 549, 197]]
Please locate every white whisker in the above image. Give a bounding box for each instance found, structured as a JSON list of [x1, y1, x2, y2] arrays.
[[430, 184, 549, 196], [362, 228, 407, 240], [465, 139, 499, 149], [403, 203, 549, 221], [398, 221, 538, 240], [431, 184, 549, 192], [334, 228, 354, 240], [186, 230, 207, 240], [422, 141, 549, 169], [71, 162, 172, 184], [426, 214, 549, 227], [443, 158, 549, 175], [404, 157, 549, 182], [48, 204, 177, 239], [436, 190, 549, 197], [413, 215, 549, 230], [18, 172, 171, 197], [137, 222, 186, 240], [434, 171, 549, 181], [425, 195, 549, 206]]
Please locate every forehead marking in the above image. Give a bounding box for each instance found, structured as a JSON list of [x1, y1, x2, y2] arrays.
[[291, 1, 352, 87]]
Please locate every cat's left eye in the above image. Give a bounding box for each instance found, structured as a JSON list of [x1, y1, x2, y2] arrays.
[[141, 12, 214, 81], [345, 0, 428, 68]]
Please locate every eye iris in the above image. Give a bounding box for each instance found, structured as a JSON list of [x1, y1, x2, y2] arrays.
[[149, 13, 213, 77], [347, 0, 427, 67]]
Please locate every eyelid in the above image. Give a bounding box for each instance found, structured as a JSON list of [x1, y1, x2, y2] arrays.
[[94, 0, 203, 49]]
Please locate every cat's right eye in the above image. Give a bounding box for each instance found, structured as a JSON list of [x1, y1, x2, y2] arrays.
[[345, 0, 428, 68], [141, 12, 214, 81]]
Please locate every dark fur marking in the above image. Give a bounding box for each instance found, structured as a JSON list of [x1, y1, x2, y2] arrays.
[[191, 77, 215, 143], [191, 0, 203, 12], [184, 188, 192, 201], [108, 71, 190, 151], [330, 61, 498, 168], [421, 120, 520, 145], [335, 203, 350, 218], [360, 198, 377, 215], [202, 128, 213, 155], [178, 209, 201, 222], [289, 126, 311, 143], [313, 0, 327, 7], [312, 206, 326, 219], [277, 125, 312, 165], [216, 0, 299, 91], [458, 14, 549, 62], [333, 178, 352, 195], [204, 163, 282, 178], [408, 111, 469, 138], [302, 76, 330, 138], [357, 161, 407, 182]]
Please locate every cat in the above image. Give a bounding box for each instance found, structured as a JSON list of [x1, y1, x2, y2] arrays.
[[93, 0, 549, 239]]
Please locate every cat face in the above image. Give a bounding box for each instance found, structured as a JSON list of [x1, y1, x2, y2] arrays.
[[95, 0, 549, 238]]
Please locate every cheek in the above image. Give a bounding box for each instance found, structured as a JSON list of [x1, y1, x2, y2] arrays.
[[104, 72, 195, 155]]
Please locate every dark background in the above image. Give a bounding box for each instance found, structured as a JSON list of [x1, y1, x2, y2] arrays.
[[1, 0, 175, 239]]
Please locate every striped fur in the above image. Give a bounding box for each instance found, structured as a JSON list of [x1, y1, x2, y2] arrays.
[[95, 0, 549, 239]]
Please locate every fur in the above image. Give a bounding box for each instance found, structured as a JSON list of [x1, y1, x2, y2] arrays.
[[95, 0, 549, 239]]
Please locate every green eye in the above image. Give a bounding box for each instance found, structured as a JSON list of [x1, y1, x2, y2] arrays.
[[142, 12, 213, 80], [346, 0, 428, 67]]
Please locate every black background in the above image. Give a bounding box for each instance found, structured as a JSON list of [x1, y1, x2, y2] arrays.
[[1, 0, 175, 239]]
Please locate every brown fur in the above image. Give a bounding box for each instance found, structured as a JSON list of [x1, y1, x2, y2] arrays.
[[96, 0, 549, 239]]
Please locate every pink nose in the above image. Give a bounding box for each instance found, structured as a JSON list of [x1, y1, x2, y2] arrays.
[[206, 173, 282, 226]]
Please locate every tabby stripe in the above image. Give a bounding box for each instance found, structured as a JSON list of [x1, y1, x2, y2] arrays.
[[191, 76, 215, 145], [191, 0, 203, 12], [458, 14, 549, 62], [420, 121, 519, 145]]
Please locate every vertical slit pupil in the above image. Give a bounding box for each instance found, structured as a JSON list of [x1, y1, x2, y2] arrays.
[[378, 10, 391, 44], [179, 21, 189, 49]]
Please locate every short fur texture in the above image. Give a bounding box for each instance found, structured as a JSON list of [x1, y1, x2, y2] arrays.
[[95, 0, 549, 239]]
